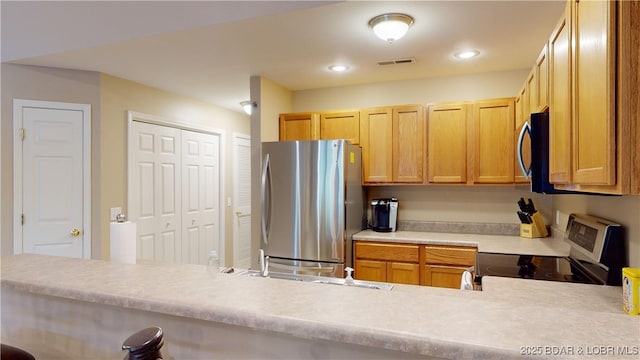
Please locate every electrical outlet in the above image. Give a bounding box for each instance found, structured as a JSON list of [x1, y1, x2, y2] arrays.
[[110, 207, 122, 221]]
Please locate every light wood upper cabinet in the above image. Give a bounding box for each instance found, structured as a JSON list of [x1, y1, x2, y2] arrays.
[[360, 107, 393, 183], [534, 44, 549, 112], [471, 98, 515, 184], [571, 0, 616, 185], [361, 105, 425, 184], [427, 103, 468, 184], [320, 111, 360, 145], [548, 0, 639, 194], [393, 105, 425, 183], [279, 113, 319, 141], [549, 1, 573, 185], [526, 69, 536, 119], [280, 110, 360, 144]]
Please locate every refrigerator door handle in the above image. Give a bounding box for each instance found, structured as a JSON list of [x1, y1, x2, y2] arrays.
[[517, 122, 532, 178], [261, 153, 271, 245]]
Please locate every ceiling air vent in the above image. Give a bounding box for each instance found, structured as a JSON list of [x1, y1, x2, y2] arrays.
[[377, 58, 416, 66]]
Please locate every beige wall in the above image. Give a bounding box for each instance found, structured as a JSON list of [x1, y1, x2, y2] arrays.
[[259, 76, 292, 142], [100, 74, 250, 263], [0, 64, 101, 257], [0, 64, 249, 264], [553, 195, 640, 268], [369, 186, 553, 226], [293, 69, 529, 112]]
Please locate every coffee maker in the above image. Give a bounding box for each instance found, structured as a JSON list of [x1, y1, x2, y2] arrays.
[[370, 198, 398, 232]]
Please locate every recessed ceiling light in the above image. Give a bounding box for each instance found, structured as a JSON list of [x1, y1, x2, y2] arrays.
[[454, 50, 480, 59], [328, 64, 350, 72]]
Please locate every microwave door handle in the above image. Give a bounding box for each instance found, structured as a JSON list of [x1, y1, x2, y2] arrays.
[[517, 122, 532, 178], [261, 153, 271, 245]]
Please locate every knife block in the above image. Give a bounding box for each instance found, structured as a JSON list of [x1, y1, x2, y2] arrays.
[[520, 213, 549, 238]]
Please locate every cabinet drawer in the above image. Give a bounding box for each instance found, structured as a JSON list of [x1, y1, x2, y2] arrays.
[[423, 246, 476, 266], [354, 242, 419, 263]]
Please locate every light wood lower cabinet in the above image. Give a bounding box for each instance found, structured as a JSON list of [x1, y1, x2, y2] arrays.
[[422, 245, 477, 289], [353, 241, 476, 288], [353, 242, 420, 285]]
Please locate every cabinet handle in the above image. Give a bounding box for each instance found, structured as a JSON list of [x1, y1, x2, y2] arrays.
[[517, 122, 532, 178]]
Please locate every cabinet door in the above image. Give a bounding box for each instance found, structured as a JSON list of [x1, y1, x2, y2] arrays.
[[423, 265, 468, 289], [526, 69, 537, 117], [392, 105, 425, 183], [354, 259, 386, 282], [535, 44, 549, 112], [361, 107, 393, 183], [549, 3, 573, 184], [572, 0, 616, 185], [471, 98, 515, 183], [320, 111, 360, 145], [387, 262, 420, 285], [427, 103, 468, 183], [279, 113, 319, 141]]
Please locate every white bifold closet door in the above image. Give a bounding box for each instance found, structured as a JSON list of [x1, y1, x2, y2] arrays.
[[181, 130, 220, 265], [130, 121, 220, 265]]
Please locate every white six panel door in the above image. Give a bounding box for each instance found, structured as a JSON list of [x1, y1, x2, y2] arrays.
[[130, 121, 220, 265], [22, 107, 84, 257], [130, 121, 182, 263], [182, 130, 220, 265]]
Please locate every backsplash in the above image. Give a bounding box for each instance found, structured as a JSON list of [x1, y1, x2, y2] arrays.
[[398, 220, 519, 236]]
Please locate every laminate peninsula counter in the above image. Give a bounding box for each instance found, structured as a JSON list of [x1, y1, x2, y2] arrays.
[[2, 254, 638, 359]]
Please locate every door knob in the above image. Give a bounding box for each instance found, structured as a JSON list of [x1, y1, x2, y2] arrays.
[[70, 229, 81, 237]]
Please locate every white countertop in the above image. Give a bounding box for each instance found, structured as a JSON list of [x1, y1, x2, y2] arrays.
[[353, 230, 571, 257], [2, 254, 638, 359]]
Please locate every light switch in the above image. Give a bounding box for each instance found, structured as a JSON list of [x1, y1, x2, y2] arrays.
[[110, 207, 122, 221], [226, 197, 232, 207]]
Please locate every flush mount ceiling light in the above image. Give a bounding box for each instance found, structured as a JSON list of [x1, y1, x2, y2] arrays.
[[454, 50, 480, 59], [368, 13, 414, 43], [328, 64, 350, 72], [240, 100, 255, 115]]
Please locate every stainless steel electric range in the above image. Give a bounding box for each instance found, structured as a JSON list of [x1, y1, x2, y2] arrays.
[[476, 214, 626, 286]]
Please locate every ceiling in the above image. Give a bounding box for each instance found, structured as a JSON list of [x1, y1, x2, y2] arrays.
[[1, 1, 566, 114]]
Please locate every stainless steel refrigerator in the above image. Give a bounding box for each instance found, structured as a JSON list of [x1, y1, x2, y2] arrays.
[[260, 140, 365, 278]]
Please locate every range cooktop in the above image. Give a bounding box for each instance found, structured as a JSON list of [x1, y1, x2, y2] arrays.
[[477, 253, 601, 284], [476, 214, 626, 286]]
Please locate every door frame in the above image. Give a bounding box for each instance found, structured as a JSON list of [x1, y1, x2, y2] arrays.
[[126, 111, 226, 264], [13, 99, 92, 258]]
